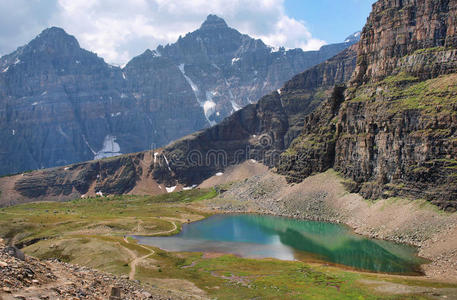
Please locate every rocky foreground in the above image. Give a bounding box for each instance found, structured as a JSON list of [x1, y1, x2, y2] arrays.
[[0, 239, 177, 300]]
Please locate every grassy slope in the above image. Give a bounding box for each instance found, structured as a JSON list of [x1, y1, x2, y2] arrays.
[[0, 189, 455, 299]]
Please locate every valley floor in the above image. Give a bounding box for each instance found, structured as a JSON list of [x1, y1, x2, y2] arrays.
[[0, 166, 456, 299]]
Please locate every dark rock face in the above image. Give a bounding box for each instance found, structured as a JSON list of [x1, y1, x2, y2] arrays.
[[13, 155, 143, 200], [276, 85, 346, 182], [2, 44, 358, 206], [278, 0, 457, 211], [155, 45, 359, 187], [156, 15, 358, 125], [353, 0, 457, 84], [333, 0, 457, 210], [0, 27, 206, 177], [0, 17, 358, 176]]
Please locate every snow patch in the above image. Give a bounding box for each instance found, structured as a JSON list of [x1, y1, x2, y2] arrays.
[[12, 129, 16, 136], [32, 102, 38, 106], [223, 79, 241, 112], [64, 167, 70, 171], [203, 90, 216, 126], [277, 89, 281, 95], [179, 64, 218, 127], [96, 191, 104, 197], [120, 93, 127, 99], [163, 154, 172, 172], [122, 72, 126, 80], [203, 90, 217, 122], [216, 172, 223, 176], [154, 152, 159, 164], [231, 100, 242, 111], [204, 100, 216, 118], [14, 58, 20, 65], [2, 66, 9, 73], [269, 45, 280, 53], [41, 91, 47, 96], [94, 135, 122, 160], [82, 135, 96, 155], [178, 64, 199, 94], [183, 184, 197, 191], [231, 57, 240, 65], [166, 186, 176, 193], [75, 60, 80, 64], [250, 159, 257, 163], [111, 112, 121, 117]]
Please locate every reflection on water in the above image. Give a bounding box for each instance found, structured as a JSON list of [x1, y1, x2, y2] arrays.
[[133, 214, 427, 274]]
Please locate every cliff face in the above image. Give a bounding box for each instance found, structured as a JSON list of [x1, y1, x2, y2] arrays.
[[334, 72, 457, 210], [155, 15, 358, 125], [0, 28, 207, 176], [353, 0, 457, 84], [0, 45, 358, 206], [335, 0, 457, 210], [279, 0, 457, 211], [0, 16, 357, 176]]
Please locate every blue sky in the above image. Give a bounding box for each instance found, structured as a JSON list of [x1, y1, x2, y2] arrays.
[[285, 0, 375, 43], [0, 0, 377, 64]]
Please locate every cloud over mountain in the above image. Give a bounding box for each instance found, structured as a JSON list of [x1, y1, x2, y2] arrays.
[[0, 0, 325, 64]]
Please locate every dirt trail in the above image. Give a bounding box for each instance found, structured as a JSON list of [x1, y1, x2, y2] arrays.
[[0, 248, 164, 300], [158, 219, 177, 234], [123, 219, 177, 280], [122, 237, 155, 280]]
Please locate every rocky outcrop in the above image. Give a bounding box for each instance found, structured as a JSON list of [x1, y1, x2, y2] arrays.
[[353, 0, 457, 84], [0, 16, 358, 177], [333, 0, 457, 210], [0, 239, 174, 299], [278, 0, 457, 211], [276, 85, 346, 182]]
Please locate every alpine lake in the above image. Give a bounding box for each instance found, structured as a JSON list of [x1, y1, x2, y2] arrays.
[[133, 214, 428, 275]]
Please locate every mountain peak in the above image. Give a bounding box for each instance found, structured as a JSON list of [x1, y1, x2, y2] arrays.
[[29, 26, 80, 51], [344, 31, 361, 43], [200, 14, 228, 30]]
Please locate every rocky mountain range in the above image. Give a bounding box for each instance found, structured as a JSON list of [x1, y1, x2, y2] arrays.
[[0, 15, 358, 176], [2, 0, 455, 212]]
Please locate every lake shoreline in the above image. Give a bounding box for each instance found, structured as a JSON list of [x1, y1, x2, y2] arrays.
[[131, 213, 428, 276], [200, 169, 457, 282]]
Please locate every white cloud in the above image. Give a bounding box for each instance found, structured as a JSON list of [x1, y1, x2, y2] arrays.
[[0, 0, 59, 56], [0, 0, 327, 65]]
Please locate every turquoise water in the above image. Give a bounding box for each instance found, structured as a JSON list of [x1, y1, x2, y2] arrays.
[[133, 214, 427, 274]]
